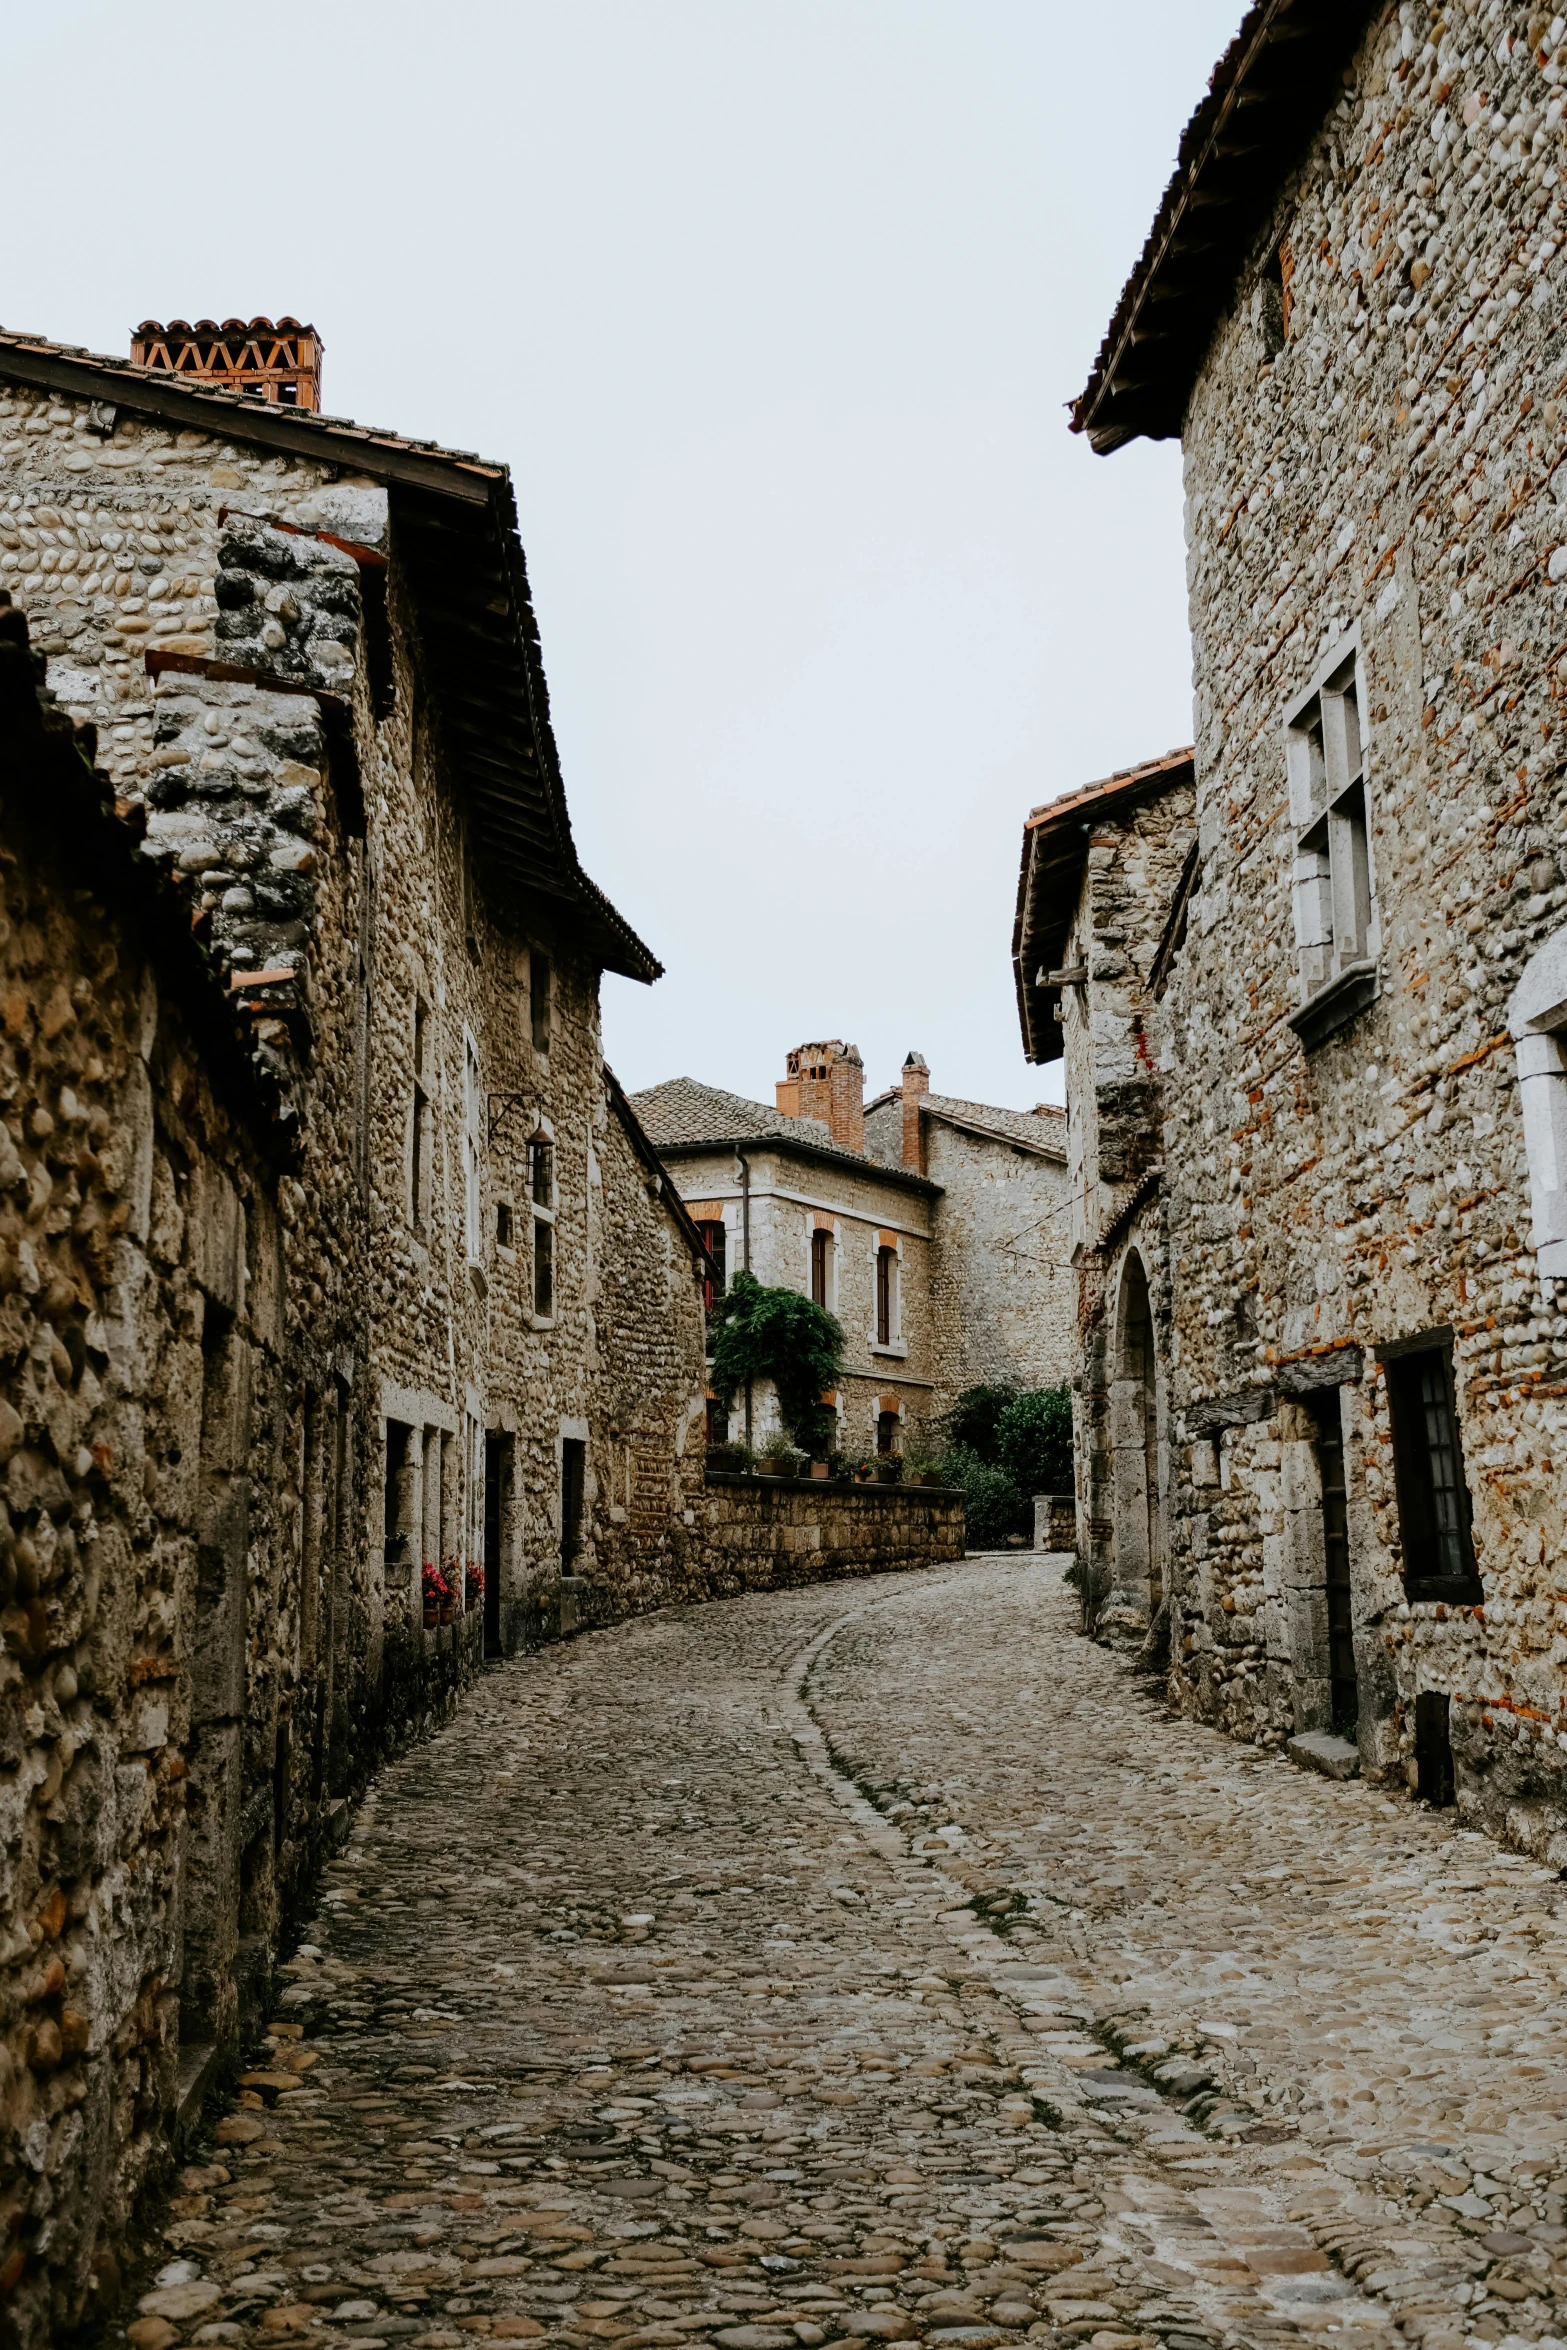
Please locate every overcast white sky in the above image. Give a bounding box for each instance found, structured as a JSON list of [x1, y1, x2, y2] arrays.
[[11, 1, 1238, 1112]]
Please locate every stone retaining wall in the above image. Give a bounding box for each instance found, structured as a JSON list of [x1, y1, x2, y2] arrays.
[[694, 1473, 965, 1591]]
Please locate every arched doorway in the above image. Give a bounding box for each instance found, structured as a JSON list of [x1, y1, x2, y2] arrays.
[[1111, 1251, 1161, 1615]]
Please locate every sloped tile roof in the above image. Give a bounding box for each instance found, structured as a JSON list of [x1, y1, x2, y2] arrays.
[[0, 326, 659, 982], [628, 1076, 937, 1192], [863, 1090, 1066, 1165]]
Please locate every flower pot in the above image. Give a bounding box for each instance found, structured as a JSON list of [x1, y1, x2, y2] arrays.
[[810, 1460, 829, 1479], [422, 1604, 438, 1630], [876, 1462, 902, 1484], [439, 1602, 454, 1626], [759, 1459, 788, 1478]]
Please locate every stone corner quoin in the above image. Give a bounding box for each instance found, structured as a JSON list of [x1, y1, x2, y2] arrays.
[[1017, 2, 1567, 1865]]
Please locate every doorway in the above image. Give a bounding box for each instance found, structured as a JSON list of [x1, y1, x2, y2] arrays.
[[1307, 1390, 1358, 1735], [484, 1432, 511, 1658], [561, 1436, 586, 1572], [1111, 1251, 1161, 1613]]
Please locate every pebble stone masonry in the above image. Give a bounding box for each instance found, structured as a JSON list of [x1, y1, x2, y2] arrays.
[[107, 1558, 1567, 2350], [1017, 0, 1567, 1857]]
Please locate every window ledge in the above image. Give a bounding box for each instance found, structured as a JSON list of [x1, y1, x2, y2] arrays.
[[870, 1341, 908, 1359], [1404, 1577, 1485, 1607], [1289, 958, 1379, 1053]]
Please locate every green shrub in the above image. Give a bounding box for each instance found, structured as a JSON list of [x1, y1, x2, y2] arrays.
[[997, 1383, 1073, 1495], [939, 1445, 1028, 1548], [938, 1384, 1017, 1466]]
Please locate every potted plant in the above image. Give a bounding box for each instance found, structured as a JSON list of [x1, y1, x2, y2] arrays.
[[465, 1560, 485, 1613], [852, 1457, 876, 1484], [440, 1559, 461, 1624], [875, 1454, 904, 1484], [421, 1562, 450, 1629], [809, 1459, 830, 1480], [759, 1438, 802, 1478], [903, 1448, 943, 1488]]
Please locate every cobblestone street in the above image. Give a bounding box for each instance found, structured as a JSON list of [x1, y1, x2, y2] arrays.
[[124, 1559, 1567, 2350]]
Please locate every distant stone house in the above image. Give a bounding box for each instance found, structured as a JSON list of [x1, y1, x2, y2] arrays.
[[632, 1040, 1073, 1455], [1013, 752, 1197, 1634], [1017, 0, 1567, 1857], [0, 319, 710, 2340]]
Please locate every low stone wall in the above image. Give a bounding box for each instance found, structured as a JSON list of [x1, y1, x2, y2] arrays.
[[697, 1473, 965, 1589], [1033, 1493, 1076, 1551]]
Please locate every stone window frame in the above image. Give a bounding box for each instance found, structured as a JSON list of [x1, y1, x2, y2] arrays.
[[871, 1231, 904, 1357], [1283, 624, 1382, 1051], [528, 1112, 558, 1328], [1508, 923, 1567, 1280], [810, 1216, 837, 1314]]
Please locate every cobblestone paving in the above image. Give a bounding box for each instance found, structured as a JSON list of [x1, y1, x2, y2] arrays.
[[120, 1559, 1567, 2350]]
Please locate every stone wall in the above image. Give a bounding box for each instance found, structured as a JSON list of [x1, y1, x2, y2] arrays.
[[918, 1110, 1076, 1423], [1112, 0, 1567, 1857], [0, 355, 710, 2340], [0, 612, 313, 2344], [695, 1474, 965, 1588]]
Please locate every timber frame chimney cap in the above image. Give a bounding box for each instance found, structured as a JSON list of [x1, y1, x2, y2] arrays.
[[130, 316, 324, 411]]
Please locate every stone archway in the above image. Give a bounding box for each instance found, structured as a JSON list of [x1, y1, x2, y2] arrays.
[[1111, 1250, 1162, 1616]]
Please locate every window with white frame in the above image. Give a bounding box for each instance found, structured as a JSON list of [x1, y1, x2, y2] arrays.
[[462, 1029, 483, 1263], [1285, 640, 1378, 1011], [1509, 926, 1567, 1279]]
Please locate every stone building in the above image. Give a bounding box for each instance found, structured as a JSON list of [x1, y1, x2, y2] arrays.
[[0, 322, 710, 2340], [1017, 0, 1567, 1858], [632, 1040, 1072, 1455]]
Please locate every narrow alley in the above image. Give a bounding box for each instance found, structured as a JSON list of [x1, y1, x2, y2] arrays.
[[125, 1559, 1567, 2350]]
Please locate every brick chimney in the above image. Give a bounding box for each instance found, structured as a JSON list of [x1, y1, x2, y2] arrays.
[[900, 1051, 929, 1172], [777, 1040, 865, 1153], [130, 316, 323, 409]]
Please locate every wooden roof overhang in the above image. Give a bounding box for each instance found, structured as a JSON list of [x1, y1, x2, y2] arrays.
[[0, 329, 659, 982], [1012, 752, 1194, 1065], [1070, 0, 1382, 455]]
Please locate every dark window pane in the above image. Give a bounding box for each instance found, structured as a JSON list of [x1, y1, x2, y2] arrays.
[[531, 1137, 553, 1207], [811, 1228, 829, 1307], [534, 1217, 554, 1318], [875, 1247, 893, 1346], [1386, 1343, 1478, 1596]]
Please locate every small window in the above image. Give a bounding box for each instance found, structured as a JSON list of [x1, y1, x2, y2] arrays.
[[533, 1215, 554, 1319], [530, 949, 552, 1055], [1384, 1340, 1480, 1599], [462, 1030, 482, 1262], [877, 1409, 900, 1456], [1286, 649, 1378, 1023], [811, 1228, 831, 1308], [875, 1245, 895, 1347], [1256, 237, 1292, 357], [530, 1133, 554, 1208], [696, 1219, 727, 1313], [410, 995, 433, 1235], [706, 1396, 728, 1445], [495, 1199, 514, 1250]]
